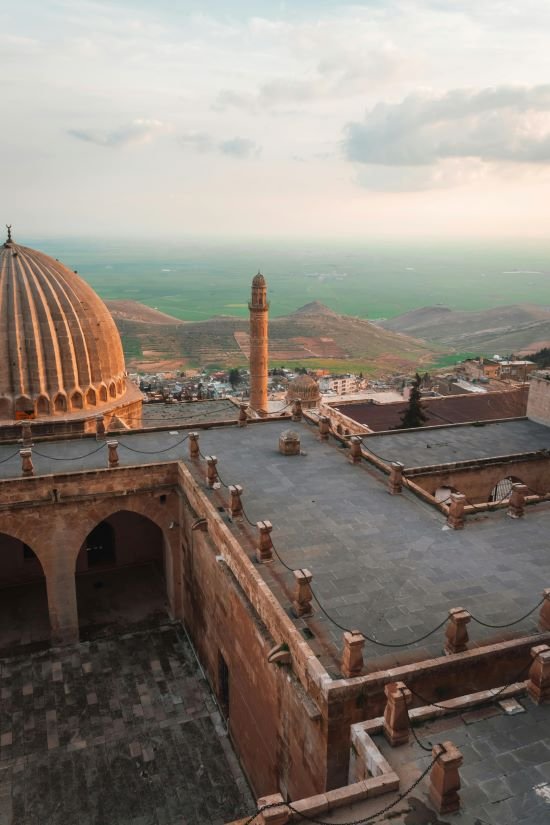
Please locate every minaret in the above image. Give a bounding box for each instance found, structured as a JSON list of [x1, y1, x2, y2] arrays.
[[249, 271, 269, 414]]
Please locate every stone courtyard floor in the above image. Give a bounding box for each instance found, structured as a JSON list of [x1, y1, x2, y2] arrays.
[[0, 622, 252, 825]]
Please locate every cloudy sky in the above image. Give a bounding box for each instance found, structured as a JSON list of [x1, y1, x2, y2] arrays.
[[4, 0, 550, 238]]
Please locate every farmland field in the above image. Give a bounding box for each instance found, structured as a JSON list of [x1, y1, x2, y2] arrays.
[[29, 236, 550, 323]]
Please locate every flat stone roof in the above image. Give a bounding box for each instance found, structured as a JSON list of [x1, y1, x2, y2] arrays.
[[362, 417, 550, 469], [142, 398, 237, 426], [334, 387, 528, 432], [369, 699, 550, 824], [1, 421, 550, 672]]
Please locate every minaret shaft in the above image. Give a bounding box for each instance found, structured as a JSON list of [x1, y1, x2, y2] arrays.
[[249, 273, 269, 413]]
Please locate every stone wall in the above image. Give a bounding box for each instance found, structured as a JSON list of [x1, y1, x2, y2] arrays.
[[527, 372, 550, 426], [408, 453, 550, 502]]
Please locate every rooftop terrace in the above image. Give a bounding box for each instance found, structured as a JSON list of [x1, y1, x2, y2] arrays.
[[363, 417, 550, 469], [1, 420, 550, 674]]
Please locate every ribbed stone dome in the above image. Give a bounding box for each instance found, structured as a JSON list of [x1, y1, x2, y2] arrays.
[[286, 374, 320, 406], [0, 234, 127, 419]]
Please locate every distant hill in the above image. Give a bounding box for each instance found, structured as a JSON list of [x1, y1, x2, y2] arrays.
[[112, 301, 442, 374], [378, 304, 550, 354], [106, 300, 185, 325]]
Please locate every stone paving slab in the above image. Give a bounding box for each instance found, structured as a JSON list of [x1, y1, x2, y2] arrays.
[[0, 623, 252, 825], [366, 699, 550, 825]]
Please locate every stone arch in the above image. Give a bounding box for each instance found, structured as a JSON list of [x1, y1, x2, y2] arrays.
[[116, 379, 123, 395], [15, 395, 34, 417], [0, 531, 49, 649], [36, 395, 50, 415], [71, 391, 83, 410], [68, 499, 173, 560], [109, 382, 116, 399], [86, 387, 97, 406], [74, 508, 171, 633], [99, 384, 108, 403], [53, 393, 67, 413], [489, 475, 523, 503]]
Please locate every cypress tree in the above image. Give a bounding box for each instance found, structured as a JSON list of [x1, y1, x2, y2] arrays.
[[397, 373, 428, 429]]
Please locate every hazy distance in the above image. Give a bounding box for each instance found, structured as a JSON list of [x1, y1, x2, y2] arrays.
[[5, 0, 550, 240]]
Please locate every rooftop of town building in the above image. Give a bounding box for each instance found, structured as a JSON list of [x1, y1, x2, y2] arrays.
[[362, 416, 550, 469], [332, 386, 528, 432]]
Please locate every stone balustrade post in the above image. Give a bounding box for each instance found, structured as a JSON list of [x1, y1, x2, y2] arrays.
[[256, 520, 273, 563], [388, 461, 404, 495], [107, 440, 119, 468], [447, 493, 466, 530], [319, 415, 330, 441], [444, 607, 471, 655], [21, 420, 32, 447], [507, 483, 528, 518], [206, 455, 219, 488], [95, 414, 106, 439], [539, 588, 550, 632], [349, 436, 362, 465], [291, 568, 313, 617], [429, 741, 463, 814], [20, 448, 34, 477], [256, 794, 289, 825], [341, 631, 365, 678], [291, 398, 303, 422], [527, 644, 550, 704], [383, 681, 412, 746], [189, 431, 200, 459], [228, 484, 243, 518], [238, 403, 248, 427]]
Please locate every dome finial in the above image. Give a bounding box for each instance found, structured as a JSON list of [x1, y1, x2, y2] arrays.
[[5, 224, 12, 244]]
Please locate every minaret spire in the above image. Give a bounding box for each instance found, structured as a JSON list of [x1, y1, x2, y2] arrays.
[[248, 271, 269, 414]]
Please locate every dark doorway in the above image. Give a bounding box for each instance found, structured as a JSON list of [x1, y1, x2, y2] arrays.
[[0, 533, 49, 650], [218, 651, 230, 719], [85, 522, 116, 567], [76, 511, 168, 636]]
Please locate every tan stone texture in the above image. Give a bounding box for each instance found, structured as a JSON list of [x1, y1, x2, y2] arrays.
[[0, 240, 130, 421], [249, 273, 269, 414]]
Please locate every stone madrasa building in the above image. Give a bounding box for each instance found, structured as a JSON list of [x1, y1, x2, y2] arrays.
[[1, 235, 550, 824]]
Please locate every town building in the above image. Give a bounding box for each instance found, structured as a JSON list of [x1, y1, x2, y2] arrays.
[[460, 355, 536, 382]]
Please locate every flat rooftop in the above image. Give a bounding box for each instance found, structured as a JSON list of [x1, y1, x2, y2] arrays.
[[363, 417, 550, 469], [369, 698, 550, 825], [142, 398, 237, 426], [1, 420, 550, 672], [333, 387, 528, 432]]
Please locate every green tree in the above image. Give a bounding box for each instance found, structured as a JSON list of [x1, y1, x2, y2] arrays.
[[397, 373, 428, 429], [228, 368, 241, 389]]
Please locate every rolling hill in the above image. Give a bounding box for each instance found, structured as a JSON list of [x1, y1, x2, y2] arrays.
[[378, 304, 550, 355], [109, 300, 442, 374]]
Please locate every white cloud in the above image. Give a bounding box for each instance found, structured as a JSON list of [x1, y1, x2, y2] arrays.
[[180, 132, 261, 159], [68, 119, 170, 148], [344, 85, 550, 189]]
